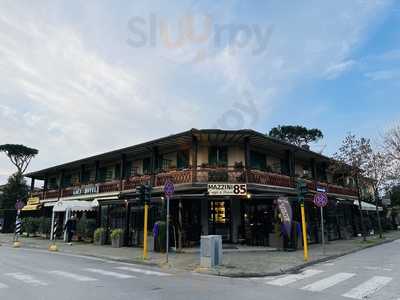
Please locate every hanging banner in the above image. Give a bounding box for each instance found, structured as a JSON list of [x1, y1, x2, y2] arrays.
[[277, 196, 292, 237]]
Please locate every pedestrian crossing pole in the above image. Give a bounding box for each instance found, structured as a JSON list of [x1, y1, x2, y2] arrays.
[[49, 210, 58, 252], [13, 210, 22, 248]]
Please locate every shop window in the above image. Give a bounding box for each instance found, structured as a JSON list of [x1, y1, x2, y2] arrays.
[[209, 146, 228, 167], [250, 151, 267, 170], [177, 150, 189, 169]]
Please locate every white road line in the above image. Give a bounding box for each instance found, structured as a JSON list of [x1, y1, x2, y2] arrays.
[[84, 268, 136, 279], [267, 269, 323, 286], [342, 276, 392, 299], [116, 266, 170, 277], [48, 270, 98, 282], [301, 272, 355, 292], [5, 273, 48, 287]]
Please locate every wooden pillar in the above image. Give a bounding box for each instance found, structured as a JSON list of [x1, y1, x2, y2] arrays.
[[58, 170, 64, 200], [30, 178, 35, 193], [80, 164, 85, 184], [95, 160, 100, 182], [119, 154, 126, 191], [42, 175, 48, 200], [191, 135, 198, 183], [311, 159, 317, 180], [151, 147, 159, 186], [244, 137, 250, 183]]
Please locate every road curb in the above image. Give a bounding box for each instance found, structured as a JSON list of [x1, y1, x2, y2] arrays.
[[207, 237, 398, 278]]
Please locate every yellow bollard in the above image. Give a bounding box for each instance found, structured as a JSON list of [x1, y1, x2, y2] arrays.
[[300, 203, 309, 262], [48, 243, 58, 252], [13, 241, 21, 248], [143, 203, 149, 260]]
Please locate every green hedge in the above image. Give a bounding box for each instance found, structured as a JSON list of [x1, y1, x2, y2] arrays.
[[21, 217, 51, 236]]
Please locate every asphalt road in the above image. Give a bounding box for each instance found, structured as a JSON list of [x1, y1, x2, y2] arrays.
[[0, 240, 399, 300]]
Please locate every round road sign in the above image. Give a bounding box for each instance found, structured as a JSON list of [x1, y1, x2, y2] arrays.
[[164, 180, 175, 197], [313, 193, 328, 208]]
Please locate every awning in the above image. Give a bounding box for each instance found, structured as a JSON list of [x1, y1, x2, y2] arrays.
[[354, 200, 383, 212], [21, 204, 41, 211], [53, 200, 99, 212]]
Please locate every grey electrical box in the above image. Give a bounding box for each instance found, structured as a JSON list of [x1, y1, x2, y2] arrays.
[[200, 235, 223, 268]]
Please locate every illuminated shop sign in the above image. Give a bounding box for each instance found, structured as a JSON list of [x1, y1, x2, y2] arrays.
[[207, 183, 247, 196]]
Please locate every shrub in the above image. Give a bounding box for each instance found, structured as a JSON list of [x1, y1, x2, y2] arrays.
[[93, 227, 105, 243], [38, 217, 51, 236]]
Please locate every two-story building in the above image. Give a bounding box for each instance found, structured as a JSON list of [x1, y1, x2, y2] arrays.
[[26, 129, 361, 248]]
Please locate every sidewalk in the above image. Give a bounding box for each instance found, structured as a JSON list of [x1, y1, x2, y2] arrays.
[[1, 231, 399, 277]]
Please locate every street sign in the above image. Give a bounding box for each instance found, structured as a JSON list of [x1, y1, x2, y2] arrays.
[[15, 200, 24, 211], [163, 180, 174, 264], [313, 192, 328, 208], [313, 192, 328, 256], [164, 180, 175, 197], [207, 183, 247, 196]]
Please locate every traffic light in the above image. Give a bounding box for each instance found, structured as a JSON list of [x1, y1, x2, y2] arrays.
[[138, 185, 146, 204], [296, 180, 308, 201], [144, 184, 152, 204]]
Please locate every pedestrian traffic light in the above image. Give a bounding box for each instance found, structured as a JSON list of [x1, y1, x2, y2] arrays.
[[296, 180, 308, 201]]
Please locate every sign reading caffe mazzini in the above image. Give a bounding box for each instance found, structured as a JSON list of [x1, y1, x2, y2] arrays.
[[73, 184, 99, 196], [207, 183, 247, 196]]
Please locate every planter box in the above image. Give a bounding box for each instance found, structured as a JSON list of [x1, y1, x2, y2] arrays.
[[94, 232, 107, 245], [111, 235, 124, 248]]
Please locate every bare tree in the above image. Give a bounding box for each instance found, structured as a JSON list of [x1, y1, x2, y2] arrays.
[[332, 133, 372, 241], [385, 125, 400, 161], [364, 151, 391, 238]]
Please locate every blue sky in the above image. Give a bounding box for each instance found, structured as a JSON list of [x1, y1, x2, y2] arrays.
[[0, 0, 399, 183]]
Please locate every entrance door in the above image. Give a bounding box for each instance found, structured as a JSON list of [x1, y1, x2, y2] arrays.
[[208, 200, 231, 242]]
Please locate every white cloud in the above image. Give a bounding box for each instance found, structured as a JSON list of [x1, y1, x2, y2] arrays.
[[365, 69, 400, 81], [324, 60, 356, 80], [0, 1, 394, 183]]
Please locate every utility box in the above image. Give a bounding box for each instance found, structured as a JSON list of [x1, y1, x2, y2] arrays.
[[200, 235, 223, 268]]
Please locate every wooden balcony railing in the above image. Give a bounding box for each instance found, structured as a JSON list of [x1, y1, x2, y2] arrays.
[[98, 181, 120, 193], [123, 175, 151, 191], [35, 167, 358, 200], [155, 169, 192, 186], [247, 169, 294, 188]]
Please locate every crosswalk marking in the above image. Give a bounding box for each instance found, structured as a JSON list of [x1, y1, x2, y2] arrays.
[[48, 270, 98, 282], [301, 272, 355, 292], [5, 272, 48, 287], [116, 266, 170, 277], [342, 276, 392, 299], [84, 268, 136, 279], [267, 269, 323, 286]]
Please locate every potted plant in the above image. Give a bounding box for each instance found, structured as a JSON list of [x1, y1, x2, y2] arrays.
[[93, 228, 106, 245], [110, 228, 124, 248]]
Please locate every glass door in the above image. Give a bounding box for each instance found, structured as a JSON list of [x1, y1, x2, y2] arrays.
[[208, 200, 231, 242]]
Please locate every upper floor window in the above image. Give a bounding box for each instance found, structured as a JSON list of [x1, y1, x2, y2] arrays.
[[250, 151, 267, 171], [99, 167, 113, 182], [63, 174, 72, 187], [48, 177, 58, 189], [143, 157, 152, 175], [177, 150, 189, 169], [209, 146, 228, 167]]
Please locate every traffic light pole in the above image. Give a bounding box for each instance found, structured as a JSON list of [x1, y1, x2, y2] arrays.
[[143, 202, 149, 260], [300, 202, 309, 262]]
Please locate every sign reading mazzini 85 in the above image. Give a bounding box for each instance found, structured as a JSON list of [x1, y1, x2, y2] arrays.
[[207, 183, 247, 196]]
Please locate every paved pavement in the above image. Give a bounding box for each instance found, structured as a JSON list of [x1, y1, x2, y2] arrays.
[[1, 231, 400, 277], [0, 239, 400, 299]]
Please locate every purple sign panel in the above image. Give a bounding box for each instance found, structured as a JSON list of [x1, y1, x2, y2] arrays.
[[313, 193, 328, 208], [163, 180, 175, 197], [277, 196, 292, 237]]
